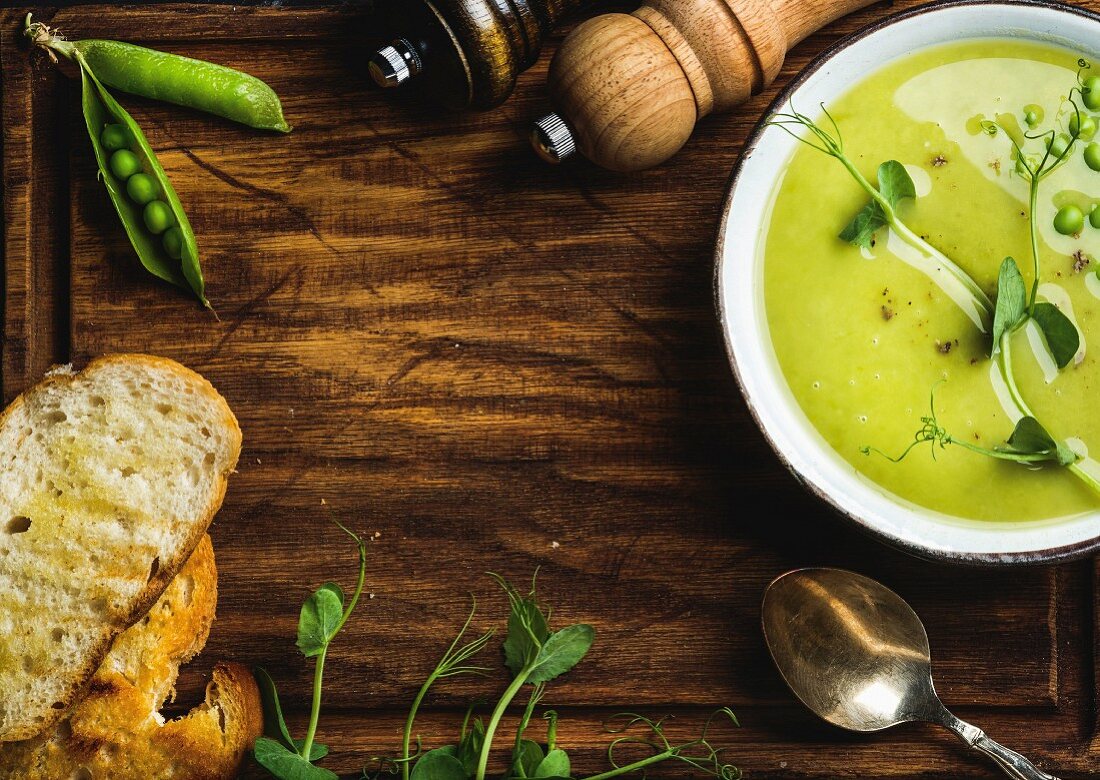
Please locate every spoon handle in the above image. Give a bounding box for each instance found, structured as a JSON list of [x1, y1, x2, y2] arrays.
[[941, 712, 1060, 780], [972, 734, 1060, 780]]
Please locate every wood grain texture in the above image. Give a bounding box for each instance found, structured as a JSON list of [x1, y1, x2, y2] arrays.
[[545, 0, 882, 171], [1, 2, 1098, 778]]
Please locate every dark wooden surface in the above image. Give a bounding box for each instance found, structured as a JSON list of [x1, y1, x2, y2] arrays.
[[2, 3, 1098, 778]]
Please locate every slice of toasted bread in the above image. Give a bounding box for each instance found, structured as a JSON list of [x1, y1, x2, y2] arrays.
[[0, 355, 242, 741], [0, 534, 263, 779]]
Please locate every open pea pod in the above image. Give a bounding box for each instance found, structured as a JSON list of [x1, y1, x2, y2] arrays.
[[77, 54, 209, 309]]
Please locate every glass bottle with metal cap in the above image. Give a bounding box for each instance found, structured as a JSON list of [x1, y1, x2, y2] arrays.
[[369, 0, 594, 111]]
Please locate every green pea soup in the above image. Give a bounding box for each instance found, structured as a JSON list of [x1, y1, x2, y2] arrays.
[[763, 40, 1100, 523]]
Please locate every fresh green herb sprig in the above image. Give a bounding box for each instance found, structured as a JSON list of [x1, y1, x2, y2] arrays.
[[254, 561, 740, 780], [592, 711, 740, 780], [978, 70, 1090, 315], [254, 522, 368, 780], [768, 106, 994, 331], [376, 574, 739, 780], [770, 70, 1100, 495], [862, 383, 1077, 467], [990, 256, 1079, 371], [395, 599, 495, 780]]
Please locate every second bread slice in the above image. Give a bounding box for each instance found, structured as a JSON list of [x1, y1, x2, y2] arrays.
[[0, 355, 242, 741]]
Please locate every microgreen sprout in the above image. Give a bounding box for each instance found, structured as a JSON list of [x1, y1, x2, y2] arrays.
[[397, 598, 495, 780], [771, 63, 1100, 496], [348, 573, 740, 780], [590, 710, 741, 780], [769, 106, 993, 330], [474, 572, 594, 780], [255, 521, 368, 780], [979, 85, 1088, 313], [862, 383, 1077, 467]]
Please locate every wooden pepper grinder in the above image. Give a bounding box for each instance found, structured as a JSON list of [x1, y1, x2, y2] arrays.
[[531, 0, 879, 171], [370, 0, 595, 111]]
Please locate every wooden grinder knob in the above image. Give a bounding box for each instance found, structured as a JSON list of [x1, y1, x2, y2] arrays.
[[532, 0, 878, 171], [371, 0, 595, 111]]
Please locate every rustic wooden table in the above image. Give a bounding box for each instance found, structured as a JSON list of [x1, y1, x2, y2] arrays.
[[3, 2, 1098, 778]]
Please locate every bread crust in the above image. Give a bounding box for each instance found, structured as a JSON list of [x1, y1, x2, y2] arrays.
[[0, 535, 262, 779], [0, 354, 242, 742]]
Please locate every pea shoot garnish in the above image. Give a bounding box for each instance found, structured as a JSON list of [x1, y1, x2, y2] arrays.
[[255, 550, 741, 780], [768, 107, 993, 331], [862, 383, 1077, 468], [769, 59, 1100, 496], [254, 522, 367, 779]]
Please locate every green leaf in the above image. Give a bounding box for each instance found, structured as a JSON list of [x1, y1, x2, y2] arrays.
[[839, 161, 915, 249], [876, 160, 917, 208], [296, 586, 344, 658], [1056, 441, 1078, 466], [503, 596, 550, 677], [525, 625, 594, 684], [318, 582, 345, 607], [512, 740, 544, 778], [77, 58, 208, 308], [253, 737, 338, 780], [1031, 302, 1080, 369], [255, 667, 296, 752], [992, 257, 1026, 355], [1002, 417, 1076, 465], [411, 747, 468, 780], [1005, 416, 1058, 453], [458, 718, 485, 776], [534, 749, 571, 779], [839, 201, 887, 250]]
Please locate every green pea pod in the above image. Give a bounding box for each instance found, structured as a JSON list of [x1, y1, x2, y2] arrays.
[[78, 41, 290, 133], [77, 54, 209, 308], [27, 16, 289, 133]]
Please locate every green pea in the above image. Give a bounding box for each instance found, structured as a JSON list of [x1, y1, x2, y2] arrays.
[[1069, 112, 1097, 141], [1085, 142, 1100, 172], [1054, 205, 1085, 236], [1092, 206, 1100, 230], [125, 173, 159, 205], [1084, 76, 1100, 111], [1023, 104, 1044, 127], [100, 123, 132, 152], [109, 149, 142, 180], [142, 200, 175, 234], [162, 226, 184, 260], [1047, 134, 1071, 159]]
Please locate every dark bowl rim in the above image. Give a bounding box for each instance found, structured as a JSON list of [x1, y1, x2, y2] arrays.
[[713, 0, 1100, 566]]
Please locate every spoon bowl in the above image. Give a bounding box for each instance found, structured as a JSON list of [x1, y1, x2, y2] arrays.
[[762, 569, 1060, 780]]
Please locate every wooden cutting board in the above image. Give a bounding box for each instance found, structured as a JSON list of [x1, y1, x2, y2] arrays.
[[2, 3, 1098, 778]]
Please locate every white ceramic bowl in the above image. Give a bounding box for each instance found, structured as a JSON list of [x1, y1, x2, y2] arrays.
[[716, 0, 1100, 564]]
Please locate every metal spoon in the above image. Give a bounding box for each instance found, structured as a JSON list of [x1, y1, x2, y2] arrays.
[[762, 568, 1060, 780]]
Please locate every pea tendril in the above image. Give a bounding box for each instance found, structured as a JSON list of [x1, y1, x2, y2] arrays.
[[255, 553, 741, 780], [768, 59, 1100, 496], [770, 106, 994, 331]]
